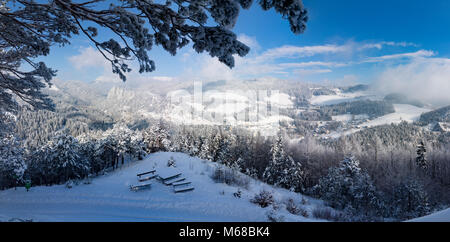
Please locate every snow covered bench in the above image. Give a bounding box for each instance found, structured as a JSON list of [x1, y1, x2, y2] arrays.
[[157, 170, 182, 183], [163, 177, 186, 185], [129, 182, 152, 191], [138, 174, 158, 182], [172, 181, 191, 187], [174, 185, 194, 193], [137, 170, 156, 178]]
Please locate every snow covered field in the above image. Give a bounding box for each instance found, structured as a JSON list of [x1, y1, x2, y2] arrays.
[[309, 90, 372, 106], [323, 104, 431, 139], [0, 152, 324, 222], [332, 114, 369, 122], [361, 104, 431, 127], [408, 208, 450, 222]]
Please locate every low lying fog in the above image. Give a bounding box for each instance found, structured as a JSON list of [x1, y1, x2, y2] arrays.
[[373, 58, 450, 107]]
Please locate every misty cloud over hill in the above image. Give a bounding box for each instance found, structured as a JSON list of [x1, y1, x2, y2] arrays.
[[373, 58, 450, 107]]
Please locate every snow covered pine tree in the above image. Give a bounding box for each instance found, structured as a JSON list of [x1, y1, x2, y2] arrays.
[[0, 0, 308, 112], [143, 123, 171, 153], [416, 141, 427, 169], [263, 133, 304, 192], [45, 133, 90, 183], [315, 156, 381, 217], [0, 134, 27, 189], [391, 180, 430, 219]]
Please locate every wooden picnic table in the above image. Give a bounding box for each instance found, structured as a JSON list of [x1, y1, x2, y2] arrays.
[[137, 170, 156, 177], [158, 170, 182, 181]]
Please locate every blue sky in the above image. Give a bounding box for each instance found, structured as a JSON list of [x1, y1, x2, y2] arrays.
[[44, 0, 450, 88]]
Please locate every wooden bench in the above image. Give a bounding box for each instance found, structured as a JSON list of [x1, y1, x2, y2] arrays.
[[137, 170, 156, 178], [168, 177, 186, 184], [138, 174, 158, 182], [174, 185, 194, 193], [172, 181, 191, 187], [129, 182, 151, 191], [163, 177, 186, 185]]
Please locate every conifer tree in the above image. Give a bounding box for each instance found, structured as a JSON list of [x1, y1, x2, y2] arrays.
[[0, 134, 27, 188], [263, 133, 285, 185], [315, 156, 381, 216], [416, 141, 427, 169], [46, 133, 90, 183], [143, 122, 171, 153], [391, 179, 430, 219], [129, 131, 146, 160], [263, 133, 304, 191]]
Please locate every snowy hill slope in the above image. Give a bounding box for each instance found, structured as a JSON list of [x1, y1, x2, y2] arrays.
[[0, 152, 324, 222], [408, 208, 450, 222], [309, 88, 374, 106], [361, 104, 431, 127], [322, 104, 431, 139]]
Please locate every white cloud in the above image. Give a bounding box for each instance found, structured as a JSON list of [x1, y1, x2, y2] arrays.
[[179, 41, 438, 82], [66, 38, 439, 88], [69, 46, 177, 84], [69, 39, 434, 86], [374, 57, 450, 106], [171, 39, 440, 84], [237, 34, 261, 51], [94, 72, 177, 85], [179, 43, 352, 81], [68, 47, 110, 70], [321, 75, 359, 86], [294, 69, 332, 75], [181, 54, 235, 82], [94, 73, 122, 84], [278, 61, 348, 68], [363, 50, 435, 63], [254, 44, 348, 63], [360, 41, 418, 50], [151, 76, 174, 82]]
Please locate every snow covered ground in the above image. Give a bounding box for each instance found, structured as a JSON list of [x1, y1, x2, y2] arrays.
[[408, 208, 450, 222], [322, 104, 431, 139], [0, 152, 325, 222], [309, 90, 373, 106], [332, 114, 369, 122], [361, 104, 431, 127]]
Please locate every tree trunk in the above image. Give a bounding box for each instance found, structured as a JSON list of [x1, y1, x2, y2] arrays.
[[111, 156, 115, 170]]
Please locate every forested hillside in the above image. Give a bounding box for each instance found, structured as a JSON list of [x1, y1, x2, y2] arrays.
[[418, 105, 450, 125], [14, 105, 115, 148], [318, 100, 395, 120]]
